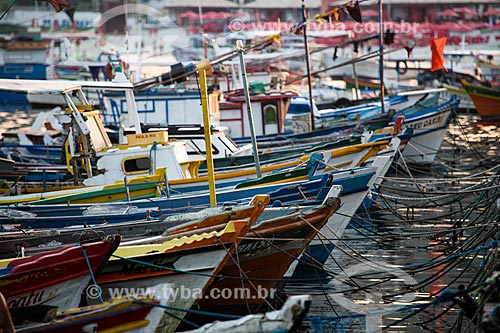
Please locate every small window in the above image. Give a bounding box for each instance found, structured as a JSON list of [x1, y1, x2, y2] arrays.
[[123, 157, 150, 173], [263, 104, 278, 124]]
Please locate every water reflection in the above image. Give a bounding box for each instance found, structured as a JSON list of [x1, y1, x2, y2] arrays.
[[286, 115, 500, 332]]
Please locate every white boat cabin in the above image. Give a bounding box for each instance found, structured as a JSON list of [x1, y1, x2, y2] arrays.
[[0, 78, 204, 186], [139, 124, 253, 160]]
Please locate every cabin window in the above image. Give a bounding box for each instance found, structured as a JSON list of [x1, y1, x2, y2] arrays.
[[218, 136, 238, 153], [188, 140, 220, 156], [123, 157, 151, 173], [263, 104, 278, 124]]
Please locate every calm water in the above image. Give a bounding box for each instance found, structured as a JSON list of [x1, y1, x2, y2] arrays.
[[286, 115, 500, 333]]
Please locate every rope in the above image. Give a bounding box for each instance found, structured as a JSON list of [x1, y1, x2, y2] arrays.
[[133, 299, 241, 322], [80, 244, 104, 304]]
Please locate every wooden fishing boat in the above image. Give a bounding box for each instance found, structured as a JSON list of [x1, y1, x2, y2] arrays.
[[184, 189, 340, 319], [0, 235, 120, 321], [171, 139, 389, 193], [284, 91, 434, 134], [461, 80, 500, 119], [0, 168, 166, 205], [394, 95, 459, 164], [234, 153, 322, 189], [292, 156, 392, 275], [232, 139, 387, 190], [0, 195, 267, 257], [0, 202, 160, 230], [7, 173, 331, 218], [94, 195, 268, 332], [15, 284, 171, 332], [105, 187, 340, 323], [0, 79, 204, 189]]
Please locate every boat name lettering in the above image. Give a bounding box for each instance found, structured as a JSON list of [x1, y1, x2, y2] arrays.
[[237, 240, 273, 254], [135, 133, 160, 139], [407, 114, 444, 130], [7, 289, 50, 308], [121, 259, 175, 275]]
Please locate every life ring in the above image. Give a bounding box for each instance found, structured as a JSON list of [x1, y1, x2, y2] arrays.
[[105, 63, 113, 80], [395, 60, 408, 75]]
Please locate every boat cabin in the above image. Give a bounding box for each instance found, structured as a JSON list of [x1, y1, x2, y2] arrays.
[[0, 78, 204, 186], [219, 90, 298, 138]]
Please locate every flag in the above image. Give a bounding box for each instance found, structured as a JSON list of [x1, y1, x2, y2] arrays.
[[39, 0, 71, 13], [346, 1, 362, 23], [65, 7, 76, 24], [431, 37, 448, 72]]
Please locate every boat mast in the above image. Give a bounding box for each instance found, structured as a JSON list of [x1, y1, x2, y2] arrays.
[[199, 69, 217, 206], [301, 0, 315, 131], [378, 0, 385, 113], [237, 40, 262, 178]]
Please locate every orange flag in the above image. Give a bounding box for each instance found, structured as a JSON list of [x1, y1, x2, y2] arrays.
[[431, 37, 448, 72]]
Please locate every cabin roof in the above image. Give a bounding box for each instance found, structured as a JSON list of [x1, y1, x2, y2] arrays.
[[0, 79, 134, 95]]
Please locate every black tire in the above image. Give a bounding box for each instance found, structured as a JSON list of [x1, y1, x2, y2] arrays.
[[334, 98, 353, 108]]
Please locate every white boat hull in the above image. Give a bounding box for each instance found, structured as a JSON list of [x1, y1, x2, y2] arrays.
[[402, 109, 453, 164], [96, 248, 228, 333], [6, 275, 89, 311]]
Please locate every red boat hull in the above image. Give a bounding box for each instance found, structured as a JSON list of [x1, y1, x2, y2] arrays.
[[0, 236, 120, 313]]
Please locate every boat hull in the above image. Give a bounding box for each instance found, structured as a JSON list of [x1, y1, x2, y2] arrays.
[[16, 296, 162, 333], [0, 236, 120, 316], [94, 199, 267, 332], [97, 247, 232, 333], [189, 197, 340, 318], [397, 98, 458, 163], [461, 80, 500, 119]]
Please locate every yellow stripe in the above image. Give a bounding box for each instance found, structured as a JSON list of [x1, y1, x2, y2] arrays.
[[0, 168, 165, 205], [468, 91, 500, 101], [169, 159, 302, 185], [328, 141, 389, 158], [112, 220, 237, 259], [462, 81, 500, 100]]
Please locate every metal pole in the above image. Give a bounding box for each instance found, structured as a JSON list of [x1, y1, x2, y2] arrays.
[[378, 0, 385, 113], [0, 0, 17, 22], [352, 49, 360, 101], [237, 40, 262, 178], [124, 176, 131, 202], [302, 0, 315, 131], [199, 69, 217, 206]]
